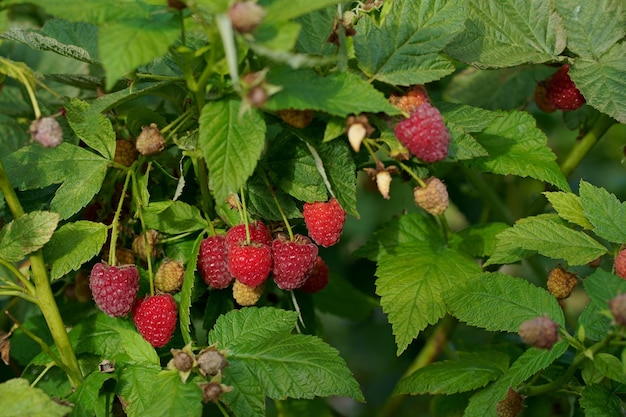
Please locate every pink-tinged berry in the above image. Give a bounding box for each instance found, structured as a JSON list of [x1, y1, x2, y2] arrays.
[[610, 293, 626, 326], [614, 248, 626, 279], [272, 233, 319, 290], [394, 103, 450, 163], [229, 1, 266, 33], [228, 242, 272, 287], [132, 293, 178, 348], [496, 388, 523, 417], [545, 64, 585, 111], [29, 117, 63, 148], [225, 221, 272, 248], [89, 262, 139, 317], [197, 235, 233, 289], [303, 198, 346, 247], [413, 177, 449, 216], [518, 316, 559, 349], [135, 123, 165, 156], [300, 256, 329, 293], [232, 280, 265, 306], [389, 85, 431, 114]]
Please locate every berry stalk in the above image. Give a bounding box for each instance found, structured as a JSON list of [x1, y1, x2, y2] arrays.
[[109, 167, 133, 266]]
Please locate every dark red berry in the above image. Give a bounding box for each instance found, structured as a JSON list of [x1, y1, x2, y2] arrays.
[[272, 233, 318, 290], [197, 235, 233, 289], [89, 262, 139, 317]]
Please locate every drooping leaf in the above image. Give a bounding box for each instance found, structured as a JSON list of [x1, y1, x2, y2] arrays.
[[578, 180, 626, 244], [445, 0, 566, 68], [543, 191, 593, 229], [376, 242, 482, 355], [579, 269, 626, 341], [0, 211, 59, 262], [142, 201, 208, 234], [0, 378, 71, 417], [43, 220, 108, 280], [354, 0, 466, 85], [446, 272, 565, 332], [65, 98, 116, 160], [245, 173, 302, 221], [199, 99, 267, 204], [579, 384, 624, 417], [451, 222, 510, 257], [394, 351, 509, 395], [68, 372, 116, 417]]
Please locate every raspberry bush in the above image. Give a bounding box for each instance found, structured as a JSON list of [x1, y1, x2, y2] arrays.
[[0, 1, 625, 416]]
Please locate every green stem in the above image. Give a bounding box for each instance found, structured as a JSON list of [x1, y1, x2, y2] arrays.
[[0, 160, 83, 386], [109, 167, 133, 266], [194, 157, 213, 217], [559, 114, 615, 178], [135, 73, 185, 82], [378, 315, 456, 417], [0, 258, 36, 295], [260, 170, 294, 241]]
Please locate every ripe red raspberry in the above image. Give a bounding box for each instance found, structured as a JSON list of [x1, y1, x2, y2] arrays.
[[389, 85, 431, 114], [533, 81, 555, 113], [546, 265, 577, 300], [135, 123, 165, 155], [303, 198, 346, 247], [155, 259, 185, 293], [114, 139, 138, 167], [197, 235, 233, 289], [232, 280, 265, 306], [413, 177, 449, 216], [614, 248, 626, 279], [271, 233, 319, 290], [225, 221, 272, 248], [132, 293, 178, 348], [518, 316, 559, 349], [228, 242, 272, 287], [545, 64, 585, 111], [496, 388, 523, 417], [89, 262, 139, 317], [277, 108, 314, 128], [300, 256, 329, 293], [29, 117, 63, 148], [394, 103, 450, 163]]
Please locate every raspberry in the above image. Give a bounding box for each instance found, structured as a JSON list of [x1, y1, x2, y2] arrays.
[[545, 64, 585, 111], [171, 349, 194, 372], [229, 1, 265, 33], [389, 85, 430, 114], [232, 280, 265, 306], [518, 316, 559, 349], [225, 221, 272, 248], [303, 198, 346, 247], [132, 293, 178, 348], [394, 103, 450, 163], [132, 230, 159, 261], [228, 242, 272, 286], [114, 139, 138, 167], [29, 117, 63, 148], [197, 235, 233, 289], [196, 347, 228, 377], [200, 382, 231, 403], [546, 265, 577, 300], [89, 262, 139, 317], [496, 388, 523, 417], [300, 256, 329, 293], [533, 81, 555, 113], [135, 123, 165, 156], [413, 177, 449, 216], [155, 259, 185, 293], [277, 109, 314, 128], [614, 248, 626, 279], [609, 293, 626, 326], [272, 233, 319, 290]]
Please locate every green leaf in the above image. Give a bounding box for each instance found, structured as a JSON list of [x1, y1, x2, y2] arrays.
[[451, 222, 509, 257], [579, 180, 626, 244], [445, 0, 566, 68], [543, 191, 593, 229], [263, 0, 342, 23], [0, 114, 30, 153], [245, 174, 302, 221], [65, 98, 116, 160], [68, 372, 116, 417], [579, 269, 626, 341], [376, 242, 482, 355], [571, 44, 626, 124], [43, 221, 108, 280], [579, 384, 624, 417], [265, 68, 400, 116], [555, 0, 625, 60], [142, 201, 208, 234], [117, 366, 203, 417], [2, 143, 109, 220], [0, 378, 72, 417], [274, 398, 334, 417], [354, 0, 466, 85], [179, 234, 203, 345], [0, 211, 59, 262], [466, 111, 570, 191], [462, 379, 509, 417], [446, 272, 565, 332], [199, 99, 267, 204], [99, 13, 181, 90], [394, 351, 509, 395], [209, 307, 364, 415], [295, 7, 336, 57], [594, 353, 626, 384], [486, 215, 607, 266]]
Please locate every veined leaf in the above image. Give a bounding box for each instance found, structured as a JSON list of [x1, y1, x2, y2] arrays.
[[65, 98, 116, 160], [376, 242, 482, 355], [43, 221, 108, 280], [0, 211, 59, 263], [68, 372, 116, 417], [199, 99, 267, 204], [0, 378, 71, 417], [354, 0, 466, 85], [142, 201, 208, 234], [543, 191, 593, 229], [451, 222, 510, 258], [445, 0, 566, 68], [263, 0, 342, 24], [578, 180, 626, 244], [579, 269, 626, 341], [245, 174, 302, 221], [179, 234, 203, 345], [579, 384, 624, 417], [446, 272, 565, 332]]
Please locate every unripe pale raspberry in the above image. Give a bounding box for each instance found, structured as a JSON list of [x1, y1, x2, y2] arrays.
[[277, 108, 314, 128], [614, 248, 626, 279], [518, 316, 559, 349], [609, 293, 626, 326], [114, 139, 138, 167], [29, 117, 63, 148], [394, 102, 449, 163], [155, 259, 185, 293], [229, 1, 266, 33], [413, 177, 448, 216], [199, 382, 232, 403], [346, 114, 374, 152], [132, 230, 159, 261], [135, 123, 165, 155], [496, 388, 523, 417], [389, 85, 430, 114], [232, 280, 265, 306], [376, 170, 392, 200], [546, 264, 577, 300], [171, 349, 194, 372]]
